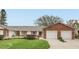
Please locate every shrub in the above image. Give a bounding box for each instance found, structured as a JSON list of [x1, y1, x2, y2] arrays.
[[75, 34, 79, 39], [58, 36, 66, 42], [25, 35, 37, 40], [0, 35, 4, 40]]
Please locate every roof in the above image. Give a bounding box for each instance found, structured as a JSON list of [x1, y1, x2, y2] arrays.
[[0, 23, 75, 31], [7, 26, 45, 31], [0, 24, 7, 29], [44, 23, 75, 30]]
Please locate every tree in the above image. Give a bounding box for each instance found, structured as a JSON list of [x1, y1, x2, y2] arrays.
[[67, 19, 79, 28], [66, 20, 74, 26], [35, 15, 63, 26], [0, 9, 7, 25]]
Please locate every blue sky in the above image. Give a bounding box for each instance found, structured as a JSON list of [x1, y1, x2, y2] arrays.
[[6, 9, 79, 26]]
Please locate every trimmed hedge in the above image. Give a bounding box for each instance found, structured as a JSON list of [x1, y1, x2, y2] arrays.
[[24, 35, 38, 40], [0, 35, 4, 40], [75, 34, 79, 39]]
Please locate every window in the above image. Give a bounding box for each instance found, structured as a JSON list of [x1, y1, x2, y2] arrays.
[[31, 31, 37, 35], [21, 31, 27, 36], [15, 31, 20, 36], [39, 31, 42, 36]]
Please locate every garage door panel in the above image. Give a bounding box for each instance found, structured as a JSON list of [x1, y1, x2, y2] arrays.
[[46, 30, 72, 40], [61, 31, 72, 40], [46, 31, 57, 39]]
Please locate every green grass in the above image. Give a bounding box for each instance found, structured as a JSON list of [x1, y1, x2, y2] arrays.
[[0, 39, 50, 49]]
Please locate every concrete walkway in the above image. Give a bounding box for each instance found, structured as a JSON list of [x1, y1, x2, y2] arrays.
[[47, 39, 79, 49]]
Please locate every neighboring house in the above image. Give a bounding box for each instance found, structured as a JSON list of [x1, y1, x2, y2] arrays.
[[0, 23, 75, 40]]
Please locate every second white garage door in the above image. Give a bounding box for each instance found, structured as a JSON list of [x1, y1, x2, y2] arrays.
[[46, 31, 57, 39], [61, 31, 72, 40]]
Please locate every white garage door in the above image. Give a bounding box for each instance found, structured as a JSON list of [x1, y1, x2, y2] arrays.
[[61, 31, 72, 40], [46, 31, 57, 39]]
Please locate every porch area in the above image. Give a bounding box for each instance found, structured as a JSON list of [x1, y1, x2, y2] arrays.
[[7, 30, 43, 39]]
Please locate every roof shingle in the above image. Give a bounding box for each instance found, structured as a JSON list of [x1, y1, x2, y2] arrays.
[[7, 26, 45, 31]]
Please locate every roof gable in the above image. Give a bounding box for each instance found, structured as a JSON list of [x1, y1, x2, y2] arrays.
[[44, 23, 75, 30]]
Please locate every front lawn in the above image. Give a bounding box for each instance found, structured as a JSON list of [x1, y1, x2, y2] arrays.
[[0, 39, 50, 49]]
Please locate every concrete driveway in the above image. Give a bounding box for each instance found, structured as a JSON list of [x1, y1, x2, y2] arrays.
[[47, 39, 79, 49]]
